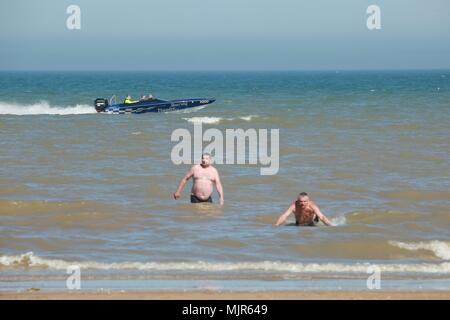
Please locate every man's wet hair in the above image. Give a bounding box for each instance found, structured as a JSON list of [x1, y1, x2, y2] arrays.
[[299, 192, 308, 197]]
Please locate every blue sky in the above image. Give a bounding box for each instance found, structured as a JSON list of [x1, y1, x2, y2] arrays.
[[0, 0, 449, 70]]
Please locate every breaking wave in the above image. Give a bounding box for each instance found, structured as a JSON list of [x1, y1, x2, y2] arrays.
[[390, 241, 450, 261], [1, 252, 449, 274]]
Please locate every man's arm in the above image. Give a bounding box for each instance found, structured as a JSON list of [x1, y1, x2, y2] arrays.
[[173, 167, 194, 200], [214, 169, 224, 205], [275, 203, 295, 226], [312, 205, 333, 226]]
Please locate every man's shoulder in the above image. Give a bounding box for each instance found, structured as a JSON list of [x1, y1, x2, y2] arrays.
[[210, 165, 219, 173]]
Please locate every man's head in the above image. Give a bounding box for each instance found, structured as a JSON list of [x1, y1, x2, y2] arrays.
[[297, 192, 309, 207], [201, 153, 212, 167]]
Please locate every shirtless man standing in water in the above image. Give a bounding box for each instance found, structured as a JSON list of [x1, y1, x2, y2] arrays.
[[173, 154, 224, 205], [275, 192, 332, 226]]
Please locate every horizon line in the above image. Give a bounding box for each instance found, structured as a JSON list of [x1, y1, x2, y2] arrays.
[[0, 68, 449, 72]]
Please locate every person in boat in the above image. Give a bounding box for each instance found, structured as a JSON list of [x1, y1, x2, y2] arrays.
[[147, 94, 155, 100], [139, 95, 147, 102], [124, 95, 138, 104]]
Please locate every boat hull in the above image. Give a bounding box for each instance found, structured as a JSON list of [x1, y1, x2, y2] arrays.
[[102, 98, 215, 114]]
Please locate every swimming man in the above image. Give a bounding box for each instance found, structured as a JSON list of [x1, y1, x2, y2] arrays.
[[275, 192, 332, 226]]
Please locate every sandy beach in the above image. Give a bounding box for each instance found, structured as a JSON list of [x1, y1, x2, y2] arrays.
[[1, 290, 450, 300]]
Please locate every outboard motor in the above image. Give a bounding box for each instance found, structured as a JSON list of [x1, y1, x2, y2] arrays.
[[94, 98, 108, 113]]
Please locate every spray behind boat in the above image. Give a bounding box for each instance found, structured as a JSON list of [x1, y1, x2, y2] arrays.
[[94, 98, 108, 113]]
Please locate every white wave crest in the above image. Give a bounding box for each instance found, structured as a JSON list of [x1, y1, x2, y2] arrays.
[[1, 252, 450, 274], [390, 241, 450, 260], [0, 101, 96, 115], [238, 115, 257, 121], [184, 116, 223, 124], [183, 115, 258, 124]]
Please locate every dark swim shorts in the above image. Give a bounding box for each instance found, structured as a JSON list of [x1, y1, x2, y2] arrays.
[[296, 215, 320, 227], [190, 195, 213, 203]]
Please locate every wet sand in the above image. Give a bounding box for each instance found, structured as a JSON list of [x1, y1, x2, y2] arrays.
[[1, 290, 450, 300]]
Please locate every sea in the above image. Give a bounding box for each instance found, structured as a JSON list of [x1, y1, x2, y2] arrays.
[[0, 70, 449, 292]]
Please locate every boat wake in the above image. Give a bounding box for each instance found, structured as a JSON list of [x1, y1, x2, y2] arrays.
[[0, 101, 96, 115]]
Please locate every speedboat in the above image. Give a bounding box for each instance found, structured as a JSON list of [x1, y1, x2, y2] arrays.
[[94, 96, 215, 114]]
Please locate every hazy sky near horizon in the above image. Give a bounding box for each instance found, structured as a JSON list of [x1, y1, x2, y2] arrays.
[[0, 0, 449, 70]]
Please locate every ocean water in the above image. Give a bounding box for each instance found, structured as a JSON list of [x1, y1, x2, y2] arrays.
[[0, 71, 449, 291]]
